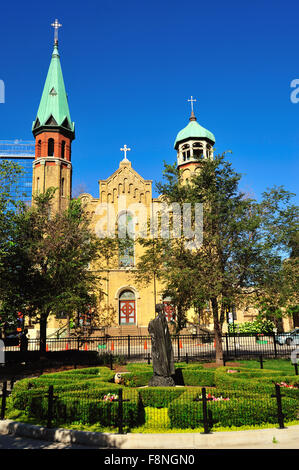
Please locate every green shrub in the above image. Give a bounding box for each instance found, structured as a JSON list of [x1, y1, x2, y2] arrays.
[[174, 363, 204, 370], [123, 371, 153, 387], [9, 361, 299, 432], [9, 385, 144, 430], [181, 370, 215, 386], [138, 387, 186, 408], [54, 389, 144, 429], [126, 364, 153, 372], [228, 319, 275, 334], [124, 365, 214, 387], [168, 390, 299, 429], [214, 367, 297, 394]]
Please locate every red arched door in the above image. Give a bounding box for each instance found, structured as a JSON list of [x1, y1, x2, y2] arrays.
[[119, 290, 136, 325], [163, 299, 176, 322]]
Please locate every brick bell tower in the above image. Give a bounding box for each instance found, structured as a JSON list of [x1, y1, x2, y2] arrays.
[[32, 19, 75, 212]]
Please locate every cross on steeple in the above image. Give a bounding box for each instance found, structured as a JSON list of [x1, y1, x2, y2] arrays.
[[188, 96, 197, 113], [51, 19, 62, 45], [120, 144, 131, 161]]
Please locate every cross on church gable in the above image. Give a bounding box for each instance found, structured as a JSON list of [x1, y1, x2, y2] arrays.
[[120, 144, 131, 160]]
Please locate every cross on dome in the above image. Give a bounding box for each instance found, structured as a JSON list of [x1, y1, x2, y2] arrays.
[[188, 96, 197, 113], [51, 19, 62, 45], [120, 145, 131, 161]]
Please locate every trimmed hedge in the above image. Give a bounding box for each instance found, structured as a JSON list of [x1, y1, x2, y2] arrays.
[[138, 387, 186, 408], [8, 362, 299, 431], [179, 370, 215, 386], [168, 389, 298, 428], [123, 367, 215, 387], [9, 383, 144, 429], [123, 372, 153, 387], [214, 367, 297, 394]]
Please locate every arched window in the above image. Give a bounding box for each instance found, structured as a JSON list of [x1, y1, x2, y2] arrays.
[[61, 177, 65, 196], [48, 138, 54, 156], [37, 140, 42, 158], [206, 144, 211, 159], [181, 144, 190, 161], [61, 140, 66, 159], [119, 290, 136, 324], [36, 177, 40, 194], [118, 211, 134, 267], [193, 142, 204, 160]]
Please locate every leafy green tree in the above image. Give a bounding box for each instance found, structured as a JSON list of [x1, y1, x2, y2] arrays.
[[0, 160, 24, 334], [0, 188, 103, 353], [228, 319, 275, 334], [254, 244, 299, 330], [136, 154, 298, 365], [134, 237, 169, 308], [0, 159, 24, 262]]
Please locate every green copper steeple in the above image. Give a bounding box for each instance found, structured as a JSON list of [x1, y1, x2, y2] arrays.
[[32, 41, 75, 137], [174, 111, 215, 149]]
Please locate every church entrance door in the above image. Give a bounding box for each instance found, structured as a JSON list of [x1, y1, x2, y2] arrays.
[[119, 290, 136, 325]]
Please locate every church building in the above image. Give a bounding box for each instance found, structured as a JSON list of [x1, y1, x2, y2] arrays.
[[30, 24, 295, 338]]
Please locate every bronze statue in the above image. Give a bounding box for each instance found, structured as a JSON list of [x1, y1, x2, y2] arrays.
[[148, 304, 175, 386]]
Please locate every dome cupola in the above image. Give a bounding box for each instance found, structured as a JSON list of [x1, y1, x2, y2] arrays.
[[174, 97, 215, 171]]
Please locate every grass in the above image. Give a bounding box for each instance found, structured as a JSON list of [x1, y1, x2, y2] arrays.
[[238, 359, 296, 373]]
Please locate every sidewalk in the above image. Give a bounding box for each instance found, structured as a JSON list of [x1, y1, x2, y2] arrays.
[[0, 420, 298, 449]]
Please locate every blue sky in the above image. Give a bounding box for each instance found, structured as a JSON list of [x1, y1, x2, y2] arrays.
[[0, 0, 298, 202]]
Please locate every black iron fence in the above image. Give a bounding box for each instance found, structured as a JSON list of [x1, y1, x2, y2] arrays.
[[1, 381, 295, 433], [3, 333, 298, 361]]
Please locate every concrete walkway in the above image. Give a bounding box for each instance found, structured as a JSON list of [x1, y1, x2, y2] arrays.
[[0, 420, 298, 449], [0, 433, 95, 449]]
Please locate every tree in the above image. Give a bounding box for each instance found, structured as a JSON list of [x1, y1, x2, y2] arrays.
[[0, 159, 24, 335], [137, 154, 298, 365], [0, 188, 103, 353], [134, 237, 168, 308], [0, 159, 24, 262], [254, 204, 299, 329]]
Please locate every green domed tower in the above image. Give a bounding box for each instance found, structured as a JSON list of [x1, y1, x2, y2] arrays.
[[174, 98, 215, 182]]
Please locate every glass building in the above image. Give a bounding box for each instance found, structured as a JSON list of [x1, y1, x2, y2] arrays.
[[0, 140, 35, 206]]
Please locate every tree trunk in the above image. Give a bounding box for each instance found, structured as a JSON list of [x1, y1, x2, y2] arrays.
[[211, 297, 224, 366], [39, 315, 48, 355]]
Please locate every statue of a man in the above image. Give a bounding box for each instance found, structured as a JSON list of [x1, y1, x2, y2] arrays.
[[148, 303, 175, 386]]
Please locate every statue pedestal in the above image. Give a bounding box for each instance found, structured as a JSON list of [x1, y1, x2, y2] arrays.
[[148, 375, 175, 387]]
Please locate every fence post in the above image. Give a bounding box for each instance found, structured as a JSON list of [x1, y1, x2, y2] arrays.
[[47, 385, 54, 428], [259, 355, 264, 369], [128, 335, 130, 360], [110, 353, 114, 370], [118, 388, 124, 434], [1, 382, 7, 420], [274, 384, 285, 429], [177, 335, 180, 361], [233, 334, 237, 358], [273, 333, 277, 359], [225, 333, 229, 358], [294, 363, 298, 376], [201, 387, 210, 434], [10, 378, 15, 391], [147, 353, 151, 365]]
